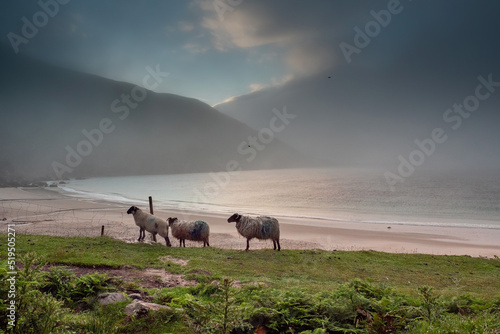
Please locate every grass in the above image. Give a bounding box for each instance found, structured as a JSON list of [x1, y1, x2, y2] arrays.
[[2, 233, 500, 333], [9, 234, 499, 298]]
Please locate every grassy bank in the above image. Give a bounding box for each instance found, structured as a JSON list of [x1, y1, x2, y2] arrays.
[[1, 234, 499, 333]]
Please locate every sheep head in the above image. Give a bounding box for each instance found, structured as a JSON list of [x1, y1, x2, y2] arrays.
[[167, 217, 178, 226], [227, 213, 241, 223], [127, 206, 140, 214]]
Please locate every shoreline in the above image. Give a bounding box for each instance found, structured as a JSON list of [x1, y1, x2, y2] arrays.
[[1, 187, 500, 257], [51, 181, 500, 231]]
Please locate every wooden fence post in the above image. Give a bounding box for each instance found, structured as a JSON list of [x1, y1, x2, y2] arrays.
[[149, 196, 154, 215]]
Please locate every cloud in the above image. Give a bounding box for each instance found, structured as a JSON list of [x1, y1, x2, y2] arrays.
[[249, 75, 292, 92], [195, 0, 341, 77], [213, 74, 293, 107], [200, 4, 305, 49], [213, 95, 236, 107], [179, 20, 195, 32], [285, 43, 335, 76], [249, 83, 266, 92]]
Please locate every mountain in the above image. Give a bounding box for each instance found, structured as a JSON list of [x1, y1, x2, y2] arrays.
[[0, 47, 311, 185], [214, 65, 500, 170]]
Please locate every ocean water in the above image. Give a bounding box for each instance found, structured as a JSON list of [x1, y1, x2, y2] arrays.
[[57, 168, 500, 229]]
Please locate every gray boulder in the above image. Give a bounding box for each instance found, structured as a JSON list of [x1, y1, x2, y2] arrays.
[[125, 300, 170, 316], [98, 292, 127, 305]]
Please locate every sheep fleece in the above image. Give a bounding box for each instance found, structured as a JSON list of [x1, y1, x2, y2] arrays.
[[134, 209, 169, 238], [171, 220, 210, 241], [236, 216, 280, 240]]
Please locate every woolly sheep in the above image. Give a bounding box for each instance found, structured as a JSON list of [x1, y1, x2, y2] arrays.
[[227, 213, 280, 251], [126, 206, 172, 247], [167, 217, 210, 247]]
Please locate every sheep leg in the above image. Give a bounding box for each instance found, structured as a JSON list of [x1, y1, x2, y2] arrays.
[[164, 236, 171, 247], [182, 239, 186, 247], [273, 240, 276, 250], [152, 233, 157, 242], [179, 239, 182, 247], [138, 228, 145, 242], [276, 240, 281, 251], [245, 238, 250, 251]]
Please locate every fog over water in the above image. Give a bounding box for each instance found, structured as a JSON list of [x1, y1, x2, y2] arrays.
[[59, 168, 500, 229], [1, 1, 499, 191]]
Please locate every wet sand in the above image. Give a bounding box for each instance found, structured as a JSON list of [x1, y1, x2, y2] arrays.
[[1, 187, 499, 257]]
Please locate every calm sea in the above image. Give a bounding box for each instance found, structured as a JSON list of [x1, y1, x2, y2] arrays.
[[57, 168, 500, 229]]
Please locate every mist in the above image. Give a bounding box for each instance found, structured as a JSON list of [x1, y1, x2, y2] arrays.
[[0, 47, 310, 185], [1, 0, 499, 185], [215, 66, 500, 171]]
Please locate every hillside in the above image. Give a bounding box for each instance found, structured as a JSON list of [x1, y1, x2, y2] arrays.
[[214, 67, 500, 169], [0, 47, 309, 184], [2, 234, 499, 333]]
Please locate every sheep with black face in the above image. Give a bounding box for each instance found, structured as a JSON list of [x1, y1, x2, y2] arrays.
[[127, 206, 171, 246], [227, 213, 280, 251]]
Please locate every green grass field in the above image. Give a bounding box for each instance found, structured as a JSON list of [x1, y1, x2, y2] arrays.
[[1, 234, 499, 333]]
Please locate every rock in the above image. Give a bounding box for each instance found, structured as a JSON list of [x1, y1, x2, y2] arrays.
[[125, 300, 170, 316], [98, 292, 127, 305], [128, 293, 143, 300]]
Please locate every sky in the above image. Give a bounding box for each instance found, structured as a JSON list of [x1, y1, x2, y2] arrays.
[[2, 0, 498, 107], [1, 0, 500, 175]]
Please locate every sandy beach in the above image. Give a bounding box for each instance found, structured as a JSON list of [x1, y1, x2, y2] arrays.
[[1, 187, 499, 257]]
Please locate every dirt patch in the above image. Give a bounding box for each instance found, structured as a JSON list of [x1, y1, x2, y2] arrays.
[[44, 265, 196, 289], [158, 256, 189, 266], [42, 264, 262, 290], [143, 268, 197, 288]]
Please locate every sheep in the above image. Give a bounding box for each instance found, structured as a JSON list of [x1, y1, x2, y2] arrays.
[[167, 217, 210, 247], [126, 206, 172, 246], [227, 213, 280, 251]]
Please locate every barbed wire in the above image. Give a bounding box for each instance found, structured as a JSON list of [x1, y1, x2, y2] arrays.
[[0, 199, 348, 251]]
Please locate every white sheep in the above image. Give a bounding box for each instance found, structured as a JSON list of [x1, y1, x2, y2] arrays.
[[227, 213, 280, 251], [167, 217, 210, 247], [126, 206, 172, 246]]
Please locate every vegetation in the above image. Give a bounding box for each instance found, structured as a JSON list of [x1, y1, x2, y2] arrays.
[[1, 234, 499, 333]]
